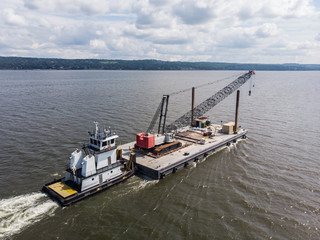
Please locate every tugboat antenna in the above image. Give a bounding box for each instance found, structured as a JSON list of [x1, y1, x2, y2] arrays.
[[94, 121, 99, 137]]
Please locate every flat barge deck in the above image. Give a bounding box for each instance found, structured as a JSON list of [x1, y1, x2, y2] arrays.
[[122, 124, 247, 180]]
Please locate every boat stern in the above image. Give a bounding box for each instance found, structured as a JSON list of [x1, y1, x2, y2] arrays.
[[42, 179, 78, 206]]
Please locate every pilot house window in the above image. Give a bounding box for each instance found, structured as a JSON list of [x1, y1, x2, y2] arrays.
[[111, 139, 114, 144]]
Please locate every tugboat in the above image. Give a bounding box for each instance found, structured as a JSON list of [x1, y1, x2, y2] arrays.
[[42, 122, 136, 206]]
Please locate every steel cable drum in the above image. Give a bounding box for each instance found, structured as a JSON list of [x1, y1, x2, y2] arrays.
[[165, 71, 254, 132]]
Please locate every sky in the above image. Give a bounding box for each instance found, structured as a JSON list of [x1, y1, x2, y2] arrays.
[[0, 0, 320, 64]]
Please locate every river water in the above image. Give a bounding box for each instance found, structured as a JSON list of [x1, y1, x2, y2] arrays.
[[0, 70, 319, 239]]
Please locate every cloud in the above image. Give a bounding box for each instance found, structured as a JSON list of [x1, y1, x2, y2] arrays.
[[24, 0, 48, 10], [2, 8, 26, 26], [90, 39, 107, 49], [135, 9, 167, 28], [51, 24, 95, 46], [23, 0, 132, 16], [237, 5, 255, 21], [255, 23, 278, 38], [217, 36, 256, 49], [150, 34, 190, 45], [216, 27, 256, 49], [0, 0, 319, 63], [297, 40, 318, 49], [151, 37, 189, 45], [173, 0, 215, 25], [133, 2, 175, 29], [256, 0, 316, 19]]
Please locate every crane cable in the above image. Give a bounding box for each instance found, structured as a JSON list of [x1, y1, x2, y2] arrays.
[[165, 71, 254, 132], [146, 71, 253, 134], [168, 72, 245, 96]]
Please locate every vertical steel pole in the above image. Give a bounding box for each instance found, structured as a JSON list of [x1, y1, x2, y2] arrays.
[[158, 96, 165, 134], [234, 90, 240, 133], [162, 95, 170, 134], [191, 87, 195, 126]]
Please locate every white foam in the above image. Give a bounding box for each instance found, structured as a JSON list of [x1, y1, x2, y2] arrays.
[[136, 179, 159, 190], [0, 192, 58, 238], [199, 156, 208, 163]]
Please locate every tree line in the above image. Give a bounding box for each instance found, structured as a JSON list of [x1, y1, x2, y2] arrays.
[[1, 56, 319, 71]]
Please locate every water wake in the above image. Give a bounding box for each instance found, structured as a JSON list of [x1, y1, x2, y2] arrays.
[[0, 192, 58, 238], [134, 178, 159, 191]]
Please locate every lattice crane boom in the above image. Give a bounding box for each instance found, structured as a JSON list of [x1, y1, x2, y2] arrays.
[[146, 95, 170, 134], [165, 71, 254, 132]]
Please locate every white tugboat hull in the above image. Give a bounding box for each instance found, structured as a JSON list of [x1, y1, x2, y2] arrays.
[[42, 168, 135, 206]]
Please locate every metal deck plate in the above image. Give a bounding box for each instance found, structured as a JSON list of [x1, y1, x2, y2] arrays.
[[48, 181, 78, 198]]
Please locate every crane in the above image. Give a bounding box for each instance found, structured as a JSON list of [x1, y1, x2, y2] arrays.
[[136, 70, 255, 155], [146, 70, 255, 134], [165, 70, 255, 132]]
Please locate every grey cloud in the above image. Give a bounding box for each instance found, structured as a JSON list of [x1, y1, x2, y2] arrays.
[[123, 28, 150, 39], [217, 34, 256, 49], [134, 10, 172, 29], [24, 0, 40, 10], [24, 0, 108, 16], [79, 5, 101, 16], [254, 23, 278, 38], [124, 25, 190, 46], [255, 29, 270, 38], [149, 0, 171, 7], [268, 41, 287, 48], [257, 6, 279, 19], [0, 41, 10, 50], [237, 6, 254, 21], [136, 12, 156, 27], [173, 1, 214, 25], [79, 2, 107, 16], [151, 37, 190, 45], [53, 25, 97, 46]]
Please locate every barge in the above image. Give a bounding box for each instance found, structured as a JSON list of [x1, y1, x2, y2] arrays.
[[123, 70, 255, 180], [122, 122, 247, 180]]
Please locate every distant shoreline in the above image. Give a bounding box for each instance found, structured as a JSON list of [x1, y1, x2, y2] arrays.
[[1, 56, 319, 71]]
